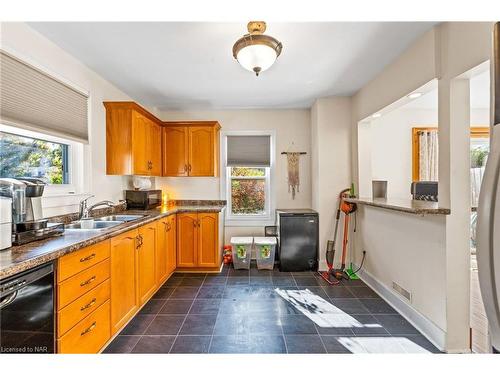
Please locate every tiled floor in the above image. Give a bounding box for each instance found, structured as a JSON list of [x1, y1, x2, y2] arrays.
[[104, 262, 440, 354]]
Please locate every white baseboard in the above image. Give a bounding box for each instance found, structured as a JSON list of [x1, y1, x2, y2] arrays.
[[352, 263, 446, 352]]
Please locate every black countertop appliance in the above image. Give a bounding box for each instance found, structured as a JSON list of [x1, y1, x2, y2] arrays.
[[276, 209, 319, 272]]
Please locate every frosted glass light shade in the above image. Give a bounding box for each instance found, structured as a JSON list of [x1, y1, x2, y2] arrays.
[[236, 44, 277, 74]]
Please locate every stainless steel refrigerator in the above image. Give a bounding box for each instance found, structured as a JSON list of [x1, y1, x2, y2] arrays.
[[477, 21, 500, 353]]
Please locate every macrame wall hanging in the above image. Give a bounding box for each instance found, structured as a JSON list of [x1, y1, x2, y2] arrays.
[[281, 146, 307, 200]]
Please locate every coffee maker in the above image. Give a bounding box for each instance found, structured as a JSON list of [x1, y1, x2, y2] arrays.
[[0, 178, 64, 246]]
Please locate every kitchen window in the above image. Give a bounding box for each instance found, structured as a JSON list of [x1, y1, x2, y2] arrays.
[[222, 132, 275, 225]]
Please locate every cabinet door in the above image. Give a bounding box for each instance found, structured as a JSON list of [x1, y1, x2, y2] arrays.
[[110, 230, 138, 334], [163, 127, 188, 176], [166, 215, 177, 275], [188, 126, 215, 176], [149, 120, 162, 176], [132, 112, 150, 175], [176, 213, 197, 267], [197, 213, 219, 268], [156, 218, 169, 285], [137, 223, 157, 306]]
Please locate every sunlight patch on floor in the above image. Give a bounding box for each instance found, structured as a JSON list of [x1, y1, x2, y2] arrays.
[[275, 288, 381, 329], [337, 337, 431, 353]]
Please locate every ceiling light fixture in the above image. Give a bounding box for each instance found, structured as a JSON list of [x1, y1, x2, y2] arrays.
[[408, 92, 423, 99], [372, 113, 382, 118], [232, 21, 283, 76]]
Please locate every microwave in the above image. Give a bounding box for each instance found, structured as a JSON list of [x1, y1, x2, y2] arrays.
[[125, 190, 162, 210]]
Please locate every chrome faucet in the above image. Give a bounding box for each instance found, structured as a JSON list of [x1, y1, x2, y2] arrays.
[[79, 195, 116, 219]]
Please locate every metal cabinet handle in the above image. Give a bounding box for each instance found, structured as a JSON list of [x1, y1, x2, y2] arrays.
[[81, 322, 97, 336], [80, 298, 97, 311], [80, 276, 96, 287], [80, 253, 96, 263], [188, 164, 192, 172], [184, 164, 188, 172]]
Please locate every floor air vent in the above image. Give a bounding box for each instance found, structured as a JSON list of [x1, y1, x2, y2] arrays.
[[392, 281, 412, 302]]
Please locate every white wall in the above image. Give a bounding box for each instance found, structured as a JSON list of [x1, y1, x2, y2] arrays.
[[1, 23, 136, 216], [156, 109, 312, 243], [311, 97, 352, 270]]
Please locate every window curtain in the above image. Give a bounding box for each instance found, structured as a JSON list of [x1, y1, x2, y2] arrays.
[[419, 130, 439, 181]]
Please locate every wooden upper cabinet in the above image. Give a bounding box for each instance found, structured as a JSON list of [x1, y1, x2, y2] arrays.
[[176, 213, 198, 267], [110, 230, 138, 334], [104, 102, 162, 176], [163, 126, 189, 176], [137, 223, 157, 306], [162, 122, 220, 177], [197, 213, 219, 268]]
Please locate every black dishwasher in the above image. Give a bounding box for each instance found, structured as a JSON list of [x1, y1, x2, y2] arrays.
[[276, 209, 319, 272], [0, 263, 55, 354]]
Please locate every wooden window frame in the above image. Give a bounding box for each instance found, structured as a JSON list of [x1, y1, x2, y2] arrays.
[[412, 126, 490, 182]]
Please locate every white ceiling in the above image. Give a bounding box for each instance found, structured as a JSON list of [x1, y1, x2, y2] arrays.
[[404, 69, 490, 110], [29, 22, 436, 110]]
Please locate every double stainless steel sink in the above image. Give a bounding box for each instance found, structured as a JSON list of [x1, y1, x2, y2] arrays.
[[65, 214, 145, 231]]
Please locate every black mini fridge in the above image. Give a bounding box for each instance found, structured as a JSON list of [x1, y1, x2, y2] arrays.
[[276, 209, 319, 272]]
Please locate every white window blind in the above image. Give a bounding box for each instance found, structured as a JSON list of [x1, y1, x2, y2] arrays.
[[226, 135, 271, 167], [0, 51, 89, 142]]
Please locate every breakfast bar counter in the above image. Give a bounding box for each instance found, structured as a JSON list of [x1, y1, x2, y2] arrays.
[[343, 197, 451, 216]]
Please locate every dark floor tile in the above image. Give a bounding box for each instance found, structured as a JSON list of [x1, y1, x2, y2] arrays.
[[323, 286, 355, 298], [321, 335, 354, 353], [179, 277, 205, 287], [218, 299, 250, 314], [274, 299, 301, 315], [247, 315, 283, 335], [120, 314, 155, 335], [250, 268, 273, 276], [222, 286, 252, 299], [152, 287, 175, 299], [392, 334, 441, 353], [139, 299, 166, 314], [272, 277, 296, 286], [314, 316, 356, 336], [342, 278, 367, 287], [347, 286, 379, 298], [179, 314, 217, 335], [172, 273, 185, 278], [249, 286, 279, 299], [247, 300, 282, 314], [330, 298, 370, 314], [159, 299, 193, 314], [203, 276, 227, 285], [190, 299, 221, 314], [227, 276, 250, 285], [374, 314, 420, 335], [144, 315, 185, 335], [131, 335, 175, 353], [219, 266, 230, 275], [169, 286, 200, 299], [228, 268, 249, 276], [294, 277, 321, 287], [272, 269, 292, 277], [213, 314, 249, 335], [163, 278, 183, 287], [103, 336, 140, 353], [250, 276, 272, 286], [350, 314, 389, 335], [359, 298, 396, 314], [285, 335, 326, 353], [281, 315, 317, 334], [292, 271, 316, 277], [170, 335, 211, 353], [183, 273, 207, 278], [209, 335, 250, 353], [295, 286, 330, 300], [196, 286, 225, 299], [247, 335, 286, 353]]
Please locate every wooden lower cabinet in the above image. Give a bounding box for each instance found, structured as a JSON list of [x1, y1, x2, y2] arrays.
[[110, 230, 139, 335], [137, 223, 157, 305], [58, 300, 111, 354], [156, 215, 176, 285], [177, 212, 220, 269]]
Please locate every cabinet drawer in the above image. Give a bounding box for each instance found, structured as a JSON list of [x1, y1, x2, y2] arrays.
[[58, 259, 110, 309], [57, 279, 110, 338], [58, 300, 111, 354], [58, 240, 110, 282]]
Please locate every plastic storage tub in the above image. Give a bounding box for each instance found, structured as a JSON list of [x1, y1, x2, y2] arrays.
[[254, 237, 277, 270], [230, 237, 253, 269]]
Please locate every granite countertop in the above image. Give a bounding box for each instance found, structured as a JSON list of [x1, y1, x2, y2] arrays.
[[343, 197, 451, 216], [0, 203, 226, 280]]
